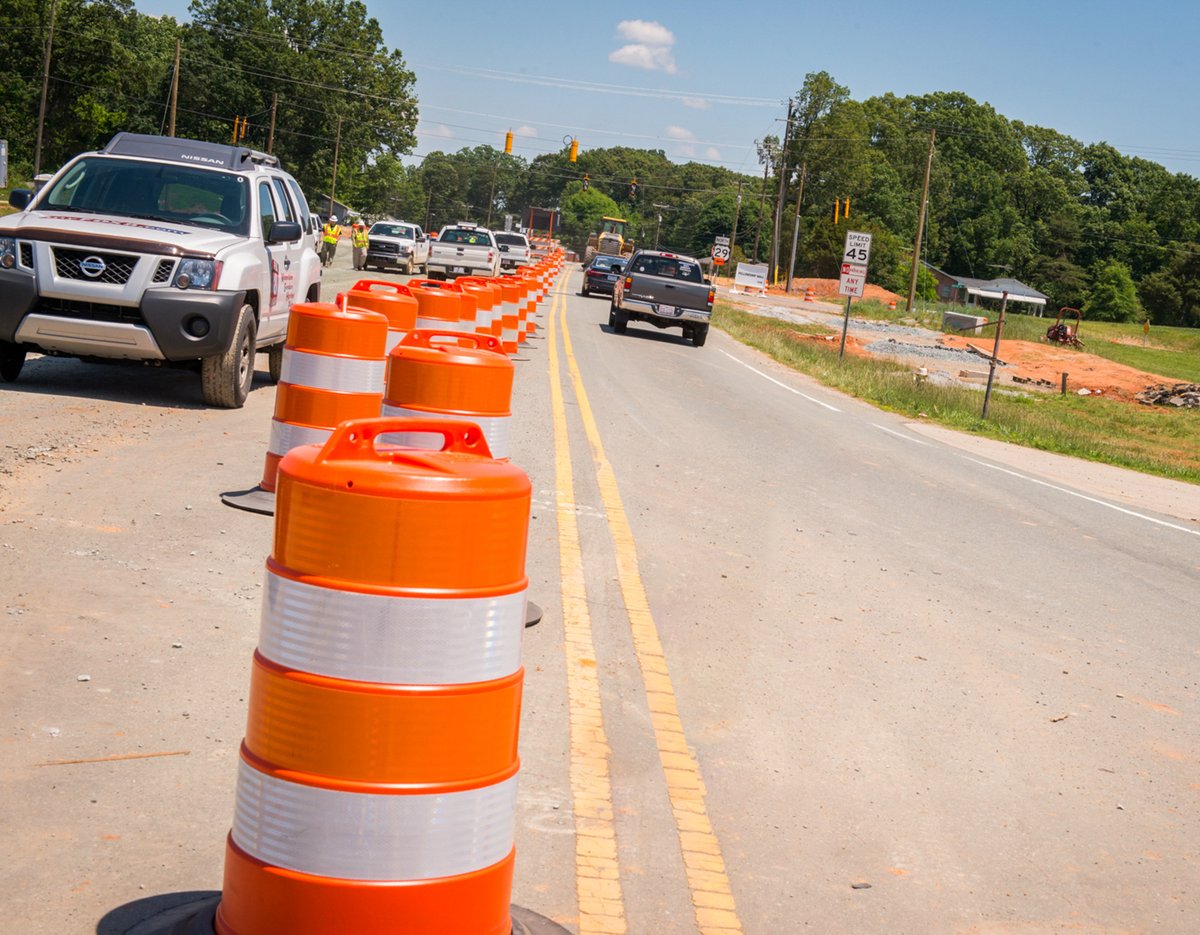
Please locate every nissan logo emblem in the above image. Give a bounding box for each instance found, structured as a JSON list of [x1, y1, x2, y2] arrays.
[[79, 256, 107, 278]]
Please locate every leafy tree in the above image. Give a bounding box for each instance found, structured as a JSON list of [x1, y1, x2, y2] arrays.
[[558, 185, 621, 254], [1084, 260, 1140, 322]]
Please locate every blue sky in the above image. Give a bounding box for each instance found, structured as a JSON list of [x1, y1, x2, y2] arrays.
[[141, 0, 1200, 177]]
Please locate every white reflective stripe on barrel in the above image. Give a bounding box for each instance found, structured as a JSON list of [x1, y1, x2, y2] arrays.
[[280, 349, 386, 394], [232, 760, 518, 882], [415, 315, 470, 333], [268, 420, 333, 457], [501, 300, 519, 322], [385, 329, 407, 353], [379, 404, 511, 460], [502, 326, 518, 348], [258, 570, 525, 684]]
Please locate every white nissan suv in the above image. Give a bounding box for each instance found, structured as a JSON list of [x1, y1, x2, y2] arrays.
[[0, 132, 323, 407]]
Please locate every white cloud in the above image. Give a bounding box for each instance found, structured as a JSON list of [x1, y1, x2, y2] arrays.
[[514, 125, 537, 137], [665, 125, 695, 141], [681, 96, 711, 110], [418, 123, 454, 140], [705, 146, 722, 161], [617, 19, 675, 46], [609, 19, 677, 74]]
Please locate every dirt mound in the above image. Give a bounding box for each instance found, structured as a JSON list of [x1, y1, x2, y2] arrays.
[[936, 334, 1179, 398], [771, 278, 903, 305]]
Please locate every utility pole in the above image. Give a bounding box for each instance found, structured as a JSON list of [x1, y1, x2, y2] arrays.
[[981, 291, 1008, 419], [906, 128, 936, 313], [34, 0, 60, 177], [166, 39, 180, 138], [752, 158, 769, 262], [328, 115, 342, 219], [485, 156, 499, 227], [770, 99, 794, 285], [784, 162, 806, 293], [729, 179, 743, 260], [266, 92, 277, 153]]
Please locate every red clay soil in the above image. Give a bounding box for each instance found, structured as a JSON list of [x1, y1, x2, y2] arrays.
[[771, 277, 903, 304], [938, 334, 1177, 399]]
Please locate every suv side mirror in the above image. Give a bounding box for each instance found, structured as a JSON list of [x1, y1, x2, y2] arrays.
[[8, 189, 34, 210], [267, 220, 302, 244]]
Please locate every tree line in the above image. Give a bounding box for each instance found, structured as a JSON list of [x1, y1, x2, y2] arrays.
[[3, 2, 1198, 326]]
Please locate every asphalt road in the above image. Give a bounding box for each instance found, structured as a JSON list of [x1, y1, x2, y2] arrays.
[[1, 254, 1197, 934]]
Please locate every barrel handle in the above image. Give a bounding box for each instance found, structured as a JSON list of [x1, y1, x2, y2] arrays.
[[398, 328, 504, 354], [317, 417, 494, 461]]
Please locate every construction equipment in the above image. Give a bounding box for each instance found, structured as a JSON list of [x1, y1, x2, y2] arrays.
[[1045, 307, 1084, 348], [584, 216, 634, 263]]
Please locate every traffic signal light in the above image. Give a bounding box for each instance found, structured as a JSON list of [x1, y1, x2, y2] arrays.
[[582, 174, 590, 192], [569, 138, 579, 162], [629, 178, 638, 199], [832, 199, 839, 224], [504, 129, 513, 154]]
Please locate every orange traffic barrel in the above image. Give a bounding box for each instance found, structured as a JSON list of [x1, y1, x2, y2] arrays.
[[408, 280, 474, 336], [216, 417, 532, 935], [456, 278, 502, 340], [382, 330, 513, 459], [341, 280, 418, 352], [492, 277, 522, 354], [221, 302, 389, 516]]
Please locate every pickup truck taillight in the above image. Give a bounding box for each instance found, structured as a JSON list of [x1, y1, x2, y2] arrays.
[[707, 288, 715, 305], [624, 276, 632, 290]]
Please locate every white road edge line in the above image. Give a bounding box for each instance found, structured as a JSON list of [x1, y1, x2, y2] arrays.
[[718, 349, 841, 412], [963, 457, 1200, 537], [872, 423, 929, 445]]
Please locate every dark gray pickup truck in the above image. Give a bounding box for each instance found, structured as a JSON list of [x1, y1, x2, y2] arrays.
[[609, 249, 715, 347]]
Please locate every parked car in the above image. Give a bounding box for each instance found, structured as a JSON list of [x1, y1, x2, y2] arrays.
[[365, 221, 429, 274], [609, 249, 715, 347], [0, 132, 322, 406], [580, 254, 625, 297]]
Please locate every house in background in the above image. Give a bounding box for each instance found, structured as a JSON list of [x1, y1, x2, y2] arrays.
[[923, 262, 1050, 317]]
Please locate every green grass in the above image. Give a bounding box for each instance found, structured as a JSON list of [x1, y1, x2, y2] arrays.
[[714, 302, 1200, 485]]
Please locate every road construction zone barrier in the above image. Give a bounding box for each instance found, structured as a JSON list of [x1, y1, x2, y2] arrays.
[[340, 280, 419, 352], [382, 330, 513, 459], [407, 279, 477, 337], [221, 302, 388, 515], [493, 277, 525, 352], [888, 298, 898, 311], [216, 417, 531, 935], [804, 285, 816, 302], [456, 278, 503, 343]]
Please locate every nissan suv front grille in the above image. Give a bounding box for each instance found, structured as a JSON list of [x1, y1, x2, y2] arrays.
[[53, 248, 138, 285]]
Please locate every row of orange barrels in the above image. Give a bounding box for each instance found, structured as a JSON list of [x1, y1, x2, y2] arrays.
[[258, 253, 564, 497]]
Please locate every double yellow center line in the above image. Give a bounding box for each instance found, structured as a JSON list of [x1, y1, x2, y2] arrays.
[[546, 285, 743, 935]]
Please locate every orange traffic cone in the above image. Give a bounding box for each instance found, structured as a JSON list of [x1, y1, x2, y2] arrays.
[[803, 284, 816, 302]]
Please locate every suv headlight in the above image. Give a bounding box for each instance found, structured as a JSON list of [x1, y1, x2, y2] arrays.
[[174, 258, 220, 290], [0, 237, 16, 270]]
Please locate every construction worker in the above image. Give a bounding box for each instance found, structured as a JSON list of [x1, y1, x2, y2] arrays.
[[320, 215, 341, 267], [351, 221, 369, 271]]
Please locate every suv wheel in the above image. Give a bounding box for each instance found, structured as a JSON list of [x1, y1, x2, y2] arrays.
[[201, 304, 256, 408], [609, 305, 627, 334], [0, 341, 26, 382], [267, 343, 285, 383], [691, 324, 709, 348]]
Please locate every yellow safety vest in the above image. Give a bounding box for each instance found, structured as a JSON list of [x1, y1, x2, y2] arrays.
[[322, 224, 341, 244], [352, 228, 369, 248]]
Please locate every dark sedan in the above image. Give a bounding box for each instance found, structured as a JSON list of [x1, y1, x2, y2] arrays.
[[580, 254, 626, 297]]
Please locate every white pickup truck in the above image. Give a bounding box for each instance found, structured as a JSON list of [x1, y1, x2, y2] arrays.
[[0, 132, 322, 406], [365, 220, 429, 275], [493, 231, 531, 271], [426, 223, 501, 280]]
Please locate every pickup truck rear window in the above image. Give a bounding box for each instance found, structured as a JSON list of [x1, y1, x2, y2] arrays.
[[494, 233, 528, 247], [440, 228, 492, 246], [631, 256, 702, 282]]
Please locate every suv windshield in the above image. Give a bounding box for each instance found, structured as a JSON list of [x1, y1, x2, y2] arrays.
[[41, 156, 250, 235], [371, 224, 415, 239], [591, 256, 623, 272]]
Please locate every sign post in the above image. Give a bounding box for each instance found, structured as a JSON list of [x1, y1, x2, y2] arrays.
[[837, 230, 872, 362]]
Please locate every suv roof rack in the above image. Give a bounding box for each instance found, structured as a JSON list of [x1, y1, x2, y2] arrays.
[[102, 132, 282, 171]]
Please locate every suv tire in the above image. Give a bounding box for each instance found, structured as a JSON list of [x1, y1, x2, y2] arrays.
[[691, 324, 709, 347], [609, 305, 627, 334], [201, 304, 256, 408], [0, 341, 26, 382]]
